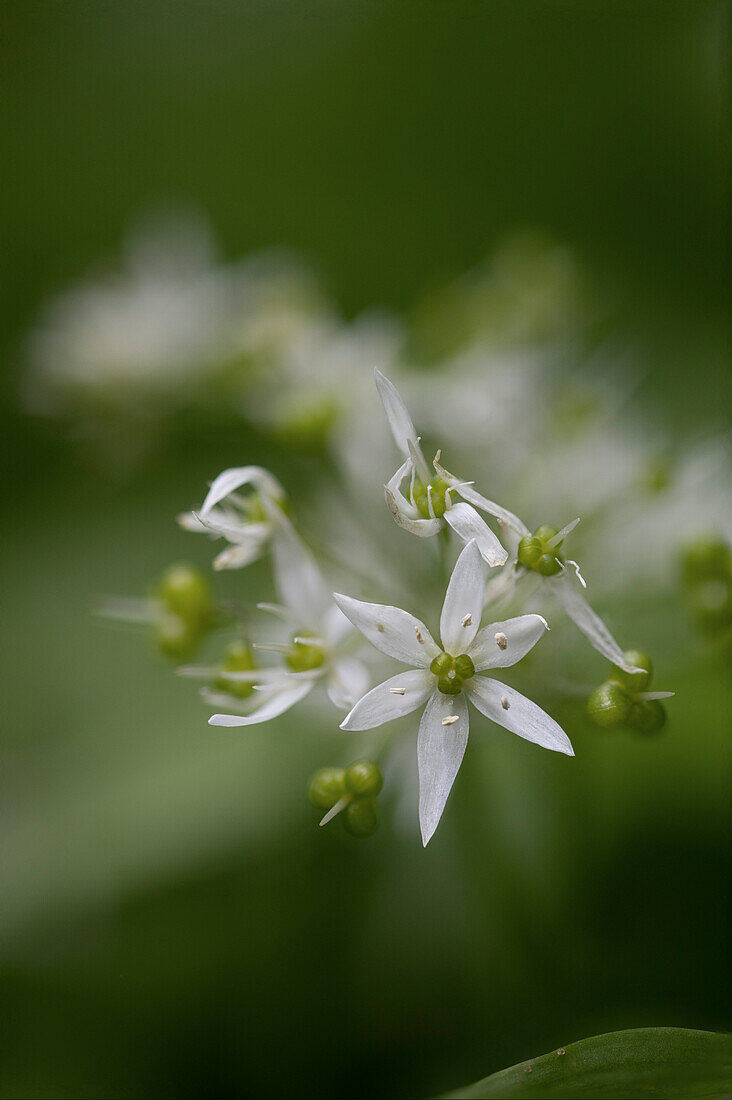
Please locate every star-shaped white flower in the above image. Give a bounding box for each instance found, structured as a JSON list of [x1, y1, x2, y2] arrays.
[[179, 465, 288, 570], [375, 369, 520, 567], [334, 540, 573, 845], [206, 520, 369, 726]]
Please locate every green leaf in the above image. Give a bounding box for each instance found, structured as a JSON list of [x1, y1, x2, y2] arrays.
[[442, 1028, 731, 1099]]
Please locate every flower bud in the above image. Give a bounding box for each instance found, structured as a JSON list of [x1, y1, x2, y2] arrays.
[[154, 612, 200, 662], [345, 760, 383, 799], [309, 767, 346, 810], [612, 650, 653, 693], [626, 699, 666, 734], [216, 640, 256, 699], [586, 681, 631, 728], [157, 563, 213, 628], [342, 798, 379, 838], [518, 536, 543, 567]]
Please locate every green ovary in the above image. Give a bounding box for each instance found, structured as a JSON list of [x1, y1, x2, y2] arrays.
[[412, 476, 450, 519], [430, 651, 475, 695], [518, 524, 564, 576], [286, 632, 326, 672]]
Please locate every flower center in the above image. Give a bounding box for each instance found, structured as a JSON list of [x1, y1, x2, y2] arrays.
[[285, 632, 326, 672], [517, 523, 564, 576], [411, 476, 450, 519], [215, 640, 257, 699], [430, 651, 475, 695]]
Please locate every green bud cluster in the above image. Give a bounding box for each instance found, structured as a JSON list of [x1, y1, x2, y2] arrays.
[[215, 640, 257, 699], [430, 651, 475, 695], [155, 563, 214, 661], [286, 632, 326, 672], [412, 476, 450, 519], [308, 760, 383, 838], [517, 524, 564, 577], [681, 536, 732, 637], [586, 650, 667, 734]]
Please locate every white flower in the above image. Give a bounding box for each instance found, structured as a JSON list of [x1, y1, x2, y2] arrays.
[[334, 540, 573, 845], [179, 465, 288, 570], [375, 369, 517, 567], [207, 520, 369, 726]]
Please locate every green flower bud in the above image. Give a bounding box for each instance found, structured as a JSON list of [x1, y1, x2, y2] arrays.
[[286, 633, 325, 672], [438, 675, 462, 695], [626, 699, 667, 734], [154, 612, 200, 662], [534, 552, 563, 577], [342, 798, 379, 838], [612, 650, 653, 693], [157, 563, 213, 628], [309, 767, 346, 810], [682, 536, 731, 586], [587, 681, 631, 729], [534, 524, 560, 546], [518, 536, 543, 567], [345, 760, 383, 799], [453, 653, 475, 680], [216, 640, 256, 699]]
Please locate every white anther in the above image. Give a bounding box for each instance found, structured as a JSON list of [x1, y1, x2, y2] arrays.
[[461, 613, 472, 627], [500, 696, 510, 710], [389, 687, 406, 695], [495, 632, 508, 650], [442, 714, 459, 726], [414, 626, 424, 643]]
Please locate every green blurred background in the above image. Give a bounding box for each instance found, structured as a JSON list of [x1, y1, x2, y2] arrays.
[[1, 3, 729, 1098]]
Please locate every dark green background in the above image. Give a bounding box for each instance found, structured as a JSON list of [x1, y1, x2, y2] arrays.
[[1, 4, 728, 1098]]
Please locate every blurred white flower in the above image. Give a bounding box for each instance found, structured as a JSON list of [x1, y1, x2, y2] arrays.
[[335, 540, 572, 844]]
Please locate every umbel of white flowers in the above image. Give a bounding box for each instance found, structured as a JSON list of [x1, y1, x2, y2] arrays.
[[335, 540, 574, 845], [375, 369, 643, 677]]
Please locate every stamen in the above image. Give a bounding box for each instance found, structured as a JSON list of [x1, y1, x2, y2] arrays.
[[442, 715, 459, 726], [426, 484, 436, 519], [566, 559, 587, 588], [461, 613, 472, 627], [495, 632, 508, 650], [500, 696, 510, 710], [414, 626, 424, 643], [376, 623, 385, 633], [389, 687, 406, 695]]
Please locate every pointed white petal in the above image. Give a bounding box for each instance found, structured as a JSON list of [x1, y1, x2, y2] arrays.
[[322, 603, 355, 646], [468, 613, 549, 671], [319, 795, 350, 826], [433, 455, 530, 537], [340, 668, 434, 730], [385, 459, 442, 537], [208, 678, 314, 726], [201, 466, 284, 515], [635, 690, 675, 701], [547, 517, 580, 548], [177, 510, 209, 533], [326, 657, 371, 710], [333, 593, 440, 667], [481, 566, 521, 612], [272, 522, 332, 627], [417, 690, 469, 846], [213, 540, 267, 570], [551, 574, 645, 674], [196, 511, 271, 546], [374, 368, 429, 478], [466, 677, 574, 755], [440, 540, 485, 654], [444, 501, 508, 567]]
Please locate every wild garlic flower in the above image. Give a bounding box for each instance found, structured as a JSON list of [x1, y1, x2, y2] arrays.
[[375, 369, 516, 567], [334, 540, 573, 845], [179, 466, 288, 570], [206, 521, 369, 726]]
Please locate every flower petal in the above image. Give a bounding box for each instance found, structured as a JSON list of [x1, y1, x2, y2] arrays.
[[466, 677, 574, 755], [433, 455, 530, 537], [551, 573, 645, 674], [440, 539, 484, 654], [201, 466, 284, 515], [333, 593, 440, 667], [340, 668, 434, 730], [213, 539, 267, 570], [374, 368, 429, 479], [444, 501, 508, 567], [272, 522, 332, 628], [208, 678, 314, 726], [417, 690, 469, 846], [327, 657, 371, 710], [385, 459, 442, 537], [468, 614, 549, 671], [322, 603, 355, 647]]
